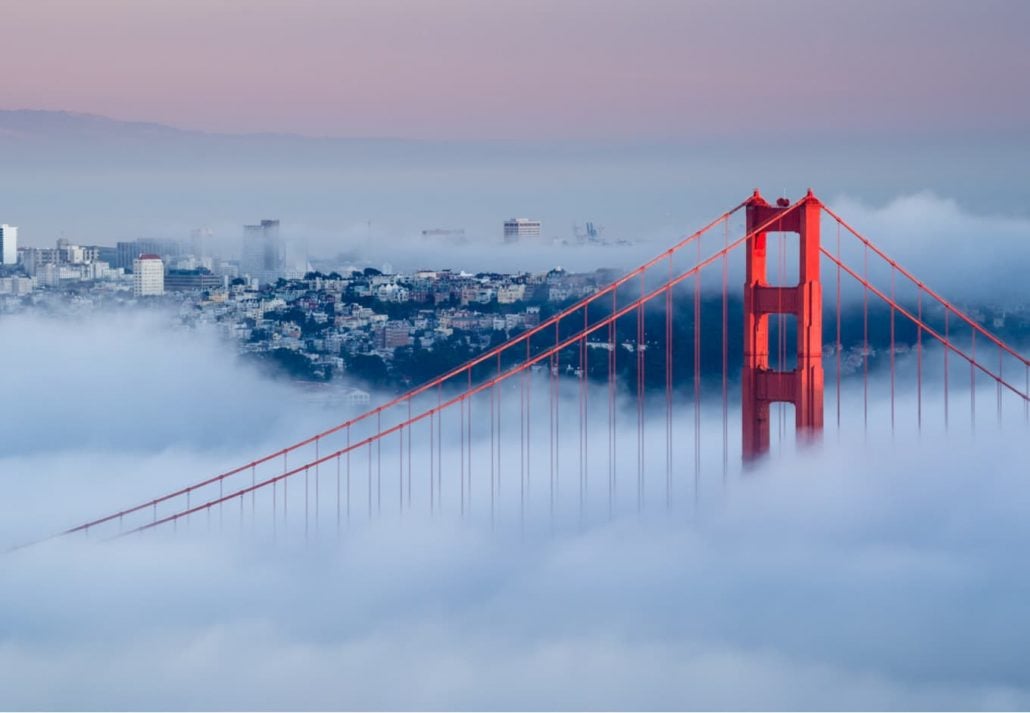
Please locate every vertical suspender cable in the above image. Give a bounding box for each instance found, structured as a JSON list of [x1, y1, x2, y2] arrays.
[[429, 396, 435, 515], [836, 218, 842, 433], [722, 216, 729, 480], [917, 289, 923, 432], [438, 384, 443, 508], [944, 311, 950, 431], [667, 254, 674, 507], [407, 398, 412, 508], [890, 266, 896, 436], [581, 307, 588, 518], [971, 330, 977, 432], [376, 411, 381, 515], [463, 389, 467, 517], [694, 238, 702, 500], [497, 353, 502, 502], [526, 338, 531, 502], [491, 360, 496, 525], [863, 243, 869, 435], [997, 350, 1003, 423], [638, 274, 645, 512], [346, 425, 351, 525], [552, 319, 560, 521], [605, 286, 613, 517], [399, 420, 404, 515]]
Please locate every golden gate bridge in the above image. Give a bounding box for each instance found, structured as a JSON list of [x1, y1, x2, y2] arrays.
[[17, 190, 1030, 546]]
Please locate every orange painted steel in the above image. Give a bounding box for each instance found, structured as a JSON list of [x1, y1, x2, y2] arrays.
[[742, 190, 824, 462]]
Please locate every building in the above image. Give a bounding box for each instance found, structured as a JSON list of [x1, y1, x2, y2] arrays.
[[0, 276, 32, 295], [376, 320, 411, 349], [496, 283, 526, 304], [133, 254, 165, 296], [241, 219, 283, 285], [116, 238, 182, 271], [18, 240, 113, 281], [503, 218, 541, 244], [18, 246, 59, 275], [164, 269, 222, 292], [0, 225, 18, 265], [56, 239, 100, 265], [97, 245, 119, 266], [190, 227, 212, 259]]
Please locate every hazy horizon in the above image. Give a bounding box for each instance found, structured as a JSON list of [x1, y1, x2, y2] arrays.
[[2, 109, 1030, 290]]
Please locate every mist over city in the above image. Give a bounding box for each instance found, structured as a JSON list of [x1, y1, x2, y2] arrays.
[[2, 1, 1029, 711]]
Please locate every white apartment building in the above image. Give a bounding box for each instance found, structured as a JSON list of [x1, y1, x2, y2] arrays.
[[133, 253, 165, 296], [0, 225, 18, 265], [503, 218, 541, 243], [496, 283, 526, 304], [0, 277, 32, 295]]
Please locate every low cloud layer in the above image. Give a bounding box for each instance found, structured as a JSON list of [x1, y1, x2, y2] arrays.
[[4, 431, 1030, 710], [307, 191, 1030, 312], [826, 192, 1030, 304], [2, 261, 1029, 710]]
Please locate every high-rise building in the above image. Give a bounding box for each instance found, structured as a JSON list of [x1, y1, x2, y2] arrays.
[[190, 227, 212, 259], [0, 225, 18, 265], [241, 219, 283, 284], [503, 218, 541, 244], [132, 254, 165, 296], [116, 239, 183, 271]]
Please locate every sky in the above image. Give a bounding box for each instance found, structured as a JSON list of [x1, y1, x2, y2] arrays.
[[2, 0, 1029, 140]]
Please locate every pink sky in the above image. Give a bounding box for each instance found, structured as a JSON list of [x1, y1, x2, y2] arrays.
[[3, 0, 1028, 139]]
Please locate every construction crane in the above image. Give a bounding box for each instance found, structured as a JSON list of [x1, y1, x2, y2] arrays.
[[572, 221, 605, 244]]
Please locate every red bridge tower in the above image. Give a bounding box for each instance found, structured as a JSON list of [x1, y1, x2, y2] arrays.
[[742, 190, 824, 460]]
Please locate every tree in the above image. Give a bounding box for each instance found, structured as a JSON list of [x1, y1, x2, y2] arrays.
[[345, 352, 390, 387]]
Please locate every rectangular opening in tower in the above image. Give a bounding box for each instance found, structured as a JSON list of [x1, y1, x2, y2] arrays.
[[767, 313, 798, 371], [771, 401, 798, 451], [766, 232, 800, 287]]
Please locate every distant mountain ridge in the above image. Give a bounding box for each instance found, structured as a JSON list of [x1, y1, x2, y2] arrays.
[[0, 109, 200, 141], [0, 109, 456, 153], [0, 108, 647, 180], [0, 108, 477, 172]]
